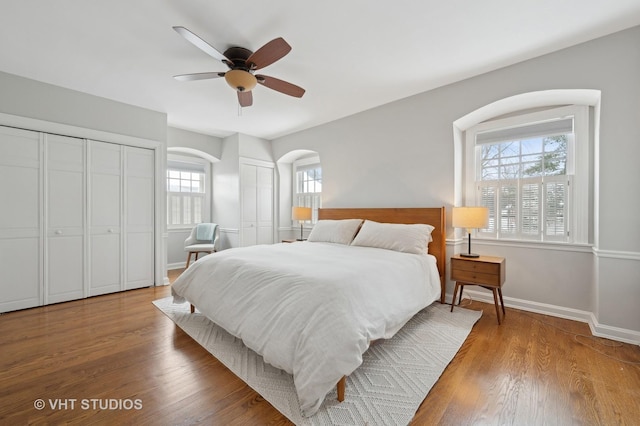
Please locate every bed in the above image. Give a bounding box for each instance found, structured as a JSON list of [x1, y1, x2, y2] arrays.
[[171, 207, 446, 417]]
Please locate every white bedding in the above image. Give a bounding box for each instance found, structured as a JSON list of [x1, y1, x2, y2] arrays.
[[171, 241, 441, 416]]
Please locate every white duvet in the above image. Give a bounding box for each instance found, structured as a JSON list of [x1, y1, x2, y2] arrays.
[[171, 241, 441, 416]]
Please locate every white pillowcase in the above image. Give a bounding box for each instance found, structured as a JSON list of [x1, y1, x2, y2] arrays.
[[307, 219, 363, 245], [350, 220, 434, 255]]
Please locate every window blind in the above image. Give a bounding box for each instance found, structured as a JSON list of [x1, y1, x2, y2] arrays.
[[167, 159, 206, 173], [476, 118, 573, 145]]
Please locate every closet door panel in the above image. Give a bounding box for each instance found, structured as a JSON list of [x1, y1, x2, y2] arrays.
[[124, 146, 154, 290], [46, 236, 84, 303], [0, 166, 39, 229], [46, 135, 85, 304], [240, 164, 257, 246], [0, 126, 42, 312], [0, 238, 40, 311], [89, 141, 122, 295], [256, 166, 274, 245]]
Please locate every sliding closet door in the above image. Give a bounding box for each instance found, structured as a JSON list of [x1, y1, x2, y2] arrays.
[[45, 135, 85, 304], [124, 146, 154, 290], [240, 163, 258, 246], [88, 141, 122, 296], [240, 162, 274, 246], [0, 126, 42, 312], [256, 166, 274, 244]]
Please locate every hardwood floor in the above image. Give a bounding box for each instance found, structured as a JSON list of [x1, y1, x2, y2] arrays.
[[1, 270, 639, 425]]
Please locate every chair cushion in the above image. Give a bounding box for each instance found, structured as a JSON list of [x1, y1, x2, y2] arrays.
[[185, 243, 215, 252]]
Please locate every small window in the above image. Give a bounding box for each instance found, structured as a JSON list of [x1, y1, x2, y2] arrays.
[[294, 159, 322, 224], [466, 105, 589, 244], [166, 158, 208, 228]]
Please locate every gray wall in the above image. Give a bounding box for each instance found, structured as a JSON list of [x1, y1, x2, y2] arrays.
[[272, 26, 640, 342], [0, 70, 167, 143]]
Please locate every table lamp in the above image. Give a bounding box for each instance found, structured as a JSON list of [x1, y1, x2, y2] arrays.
[[452, 206, 489, 258], [292, 207, 312, 241]]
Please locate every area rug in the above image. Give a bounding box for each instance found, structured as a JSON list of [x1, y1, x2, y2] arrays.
[[153, 297, 481, 425]]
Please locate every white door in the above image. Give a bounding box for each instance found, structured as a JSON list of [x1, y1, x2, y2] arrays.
[[240, 164, 257, 246], [88, 141, 122, 296], [0, 126, 42, 312], [256, 166, 274, 244], [45, 134, 85, 304], [124, 146, 154, 290], [240, 163, 273, 246]]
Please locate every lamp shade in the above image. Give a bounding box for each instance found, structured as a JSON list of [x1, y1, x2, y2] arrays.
[[452, 207, 489, 230], [224, 69, 257, 92], [292, 206, 312, 221]]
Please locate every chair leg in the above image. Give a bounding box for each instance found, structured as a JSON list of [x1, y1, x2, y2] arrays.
[[185, 252, 193, 269]]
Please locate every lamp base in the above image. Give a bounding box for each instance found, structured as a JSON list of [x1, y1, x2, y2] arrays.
[[460, 252, 480, 258]]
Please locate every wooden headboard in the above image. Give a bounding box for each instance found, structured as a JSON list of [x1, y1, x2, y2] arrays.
[[318, 207, 446, 304]]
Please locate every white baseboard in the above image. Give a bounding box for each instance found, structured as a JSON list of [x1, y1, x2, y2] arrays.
[[451, 289, 640, 346], [167, 262, 185, 270]]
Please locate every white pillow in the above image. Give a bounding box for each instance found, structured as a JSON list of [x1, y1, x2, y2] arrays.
[[307, 219, 363, 245], [350, 220, 434, 254]]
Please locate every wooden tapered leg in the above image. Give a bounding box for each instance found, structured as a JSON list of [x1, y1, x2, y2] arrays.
[[498, 288, 506, 316], [492, 289, 501, 324], [450, 282, 461, 312], [190, 304, 195, 314], [185, 252, 193, 269], [337, 376, 346, 402]]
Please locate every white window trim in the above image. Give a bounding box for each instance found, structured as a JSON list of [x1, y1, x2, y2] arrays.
[[293, 155, 321, 227], [166, 153, 211, 230], [464, 105, 590, 244]]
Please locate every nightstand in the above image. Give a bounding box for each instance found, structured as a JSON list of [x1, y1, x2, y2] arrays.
[[450, 254, 506, 324]]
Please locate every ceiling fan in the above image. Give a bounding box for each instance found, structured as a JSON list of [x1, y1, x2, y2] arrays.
[[172, 26, 305, 107]]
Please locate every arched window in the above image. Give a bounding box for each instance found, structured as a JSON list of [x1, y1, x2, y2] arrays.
[[454, 90, 599, 246], [465, 105, 589, 243]]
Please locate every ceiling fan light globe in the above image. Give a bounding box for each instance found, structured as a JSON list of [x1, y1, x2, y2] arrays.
[[224, 70, 257, 92]]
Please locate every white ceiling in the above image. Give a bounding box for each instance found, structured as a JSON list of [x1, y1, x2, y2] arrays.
[[1, 1, 640, 140]]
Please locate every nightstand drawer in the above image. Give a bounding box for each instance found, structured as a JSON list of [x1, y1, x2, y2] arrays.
[[451, 269, 501, 286], [451, 258, 500, 275]]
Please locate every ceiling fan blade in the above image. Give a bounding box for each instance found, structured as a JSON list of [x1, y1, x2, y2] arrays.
[[238, 91, 253, 107], [173, 72, 225, 82], [173, 26, 229, 63], [246, 37, 291, 70], [256, 75, 305, 98]]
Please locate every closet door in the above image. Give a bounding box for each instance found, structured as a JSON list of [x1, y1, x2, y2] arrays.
[[45, 135, 85, 304], [124, 146, 154, 290], [0, 126, 42, 312], [240, 163, 258, 246], [256, 165, 274, 244], [88, 141, 122, 296], [240, 163, 273, 246]]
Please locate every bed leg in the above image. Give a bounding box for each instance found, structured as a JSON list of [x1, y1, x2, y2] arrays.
[[337, 376, 346, 402], [190, 304, 195, 314]]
